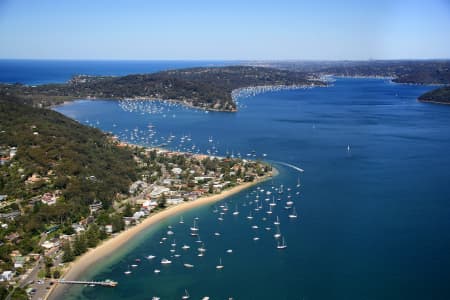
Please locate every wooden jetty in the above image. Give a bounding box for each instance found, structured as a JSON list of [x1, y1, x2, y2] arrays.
[[53, 279, 118, 287]]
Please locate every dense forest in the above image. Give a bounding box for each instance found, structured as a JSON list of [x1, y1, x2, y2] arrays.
[[0, 95, 138, 259], [0, 66, 324, 111]]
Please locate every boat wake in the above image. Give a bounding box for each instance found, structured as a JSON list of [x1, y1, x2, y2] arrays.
[[271, 161, 304, 173]]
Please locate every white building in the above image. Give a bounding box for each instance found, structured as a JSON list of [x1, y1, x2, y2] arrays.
[[0, 271, 14, 282], [166, 198, 184, 205]]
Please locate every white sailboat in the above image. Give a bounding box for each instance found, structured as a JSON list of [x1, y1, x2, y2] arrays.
[[232, 204, 239, 215], [161, 258, 172, 264], [124, 265, 132, 275], [289, 207, 298, 218], [277, 237, 287, 249], [179, 216, 184, 224], [273, 225, 281, 239], [247, 211, 253, 220], [190, 220, 199, 236], [182, 289, 190, 299], [274, 216, 280, 225], [216, 257, 224, 269]]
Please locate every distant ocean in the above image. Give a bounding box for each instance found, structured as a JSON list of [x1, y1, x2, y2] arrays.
[[3, 60, 450, 299], [0, 59, 234, 85]]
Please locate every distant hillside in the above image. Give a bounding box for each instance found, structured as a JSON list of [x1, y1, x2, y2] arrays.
[[0, 66, 324, 111], [247, 60, 450, 85], [418, 86, 450, 104]]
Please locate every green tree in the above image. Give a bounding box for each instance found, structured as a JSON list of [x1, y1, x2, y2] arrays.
[[111, 214, 124, 233], [62, 241, 74, 263], [73, 233, 87, 256], [123, 203, 133, 217], [86, 224, 100, 248]]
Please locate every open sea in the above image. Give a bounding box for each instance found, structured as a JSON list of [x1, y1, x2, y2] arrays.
[[3, 60, 450, 299]]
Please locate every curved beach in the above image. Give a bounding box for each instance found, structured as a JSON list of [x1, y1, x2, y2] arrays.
[[48, 169, 277, 299]]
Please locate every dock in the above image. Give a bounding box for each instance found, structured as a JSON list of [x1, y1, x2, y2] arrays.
[[53, 279, 118, 287]]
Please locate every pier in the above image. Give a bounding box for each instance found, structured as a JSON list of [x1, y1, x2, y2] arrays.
[[53, 279, 118, 287]]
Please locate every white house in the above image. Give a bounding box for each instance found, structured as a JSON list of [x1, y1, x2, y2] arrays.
[[0, 270, 14, 282], [171, 167, 182, 175]]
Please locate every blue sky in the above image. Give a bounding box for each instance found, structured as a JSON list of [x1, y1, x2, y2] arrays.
[[0, 0, 449, 60]]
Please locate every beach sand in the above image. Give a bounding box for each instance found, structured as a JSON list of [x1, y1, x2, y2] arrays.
[[48, 169, 277, 299]]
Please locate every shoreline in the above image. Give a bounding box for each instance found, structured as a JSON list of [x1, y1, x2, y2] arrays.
[[47, 168, 277, 300], [418, 99, 450, 106]]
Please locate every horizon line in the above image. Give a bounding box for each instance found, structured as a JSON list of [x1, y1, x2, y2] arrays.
[[1, 58, 450, 62]]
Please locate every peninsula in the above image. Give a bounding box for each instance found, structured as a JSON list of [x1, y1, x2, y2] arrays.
[[0, 66, 325, 112], [418, 86, 450, 105], [0, 94, 274, 299]]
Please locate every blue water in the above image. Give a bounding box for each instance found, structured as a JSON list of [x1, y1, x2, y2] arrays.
[[0, 59, 232, 85], [51, 76, 450, 300]]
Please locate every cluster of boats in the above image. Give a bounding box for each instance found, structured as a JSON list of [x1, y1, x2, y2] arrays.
[[120, 178, 301, 299]]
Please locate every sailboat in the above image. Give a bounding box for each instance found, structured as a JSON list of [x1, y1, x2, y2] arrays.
[[124, 265, 132, 275], [232, 204, 239, 215], [274, 216, 280, 225], [273, 225, 281, 239], [179, 216, 184, 224], [182, 289, 190, 299], [216, 257, 224, 269], [269, 196, 276, 207], [289, 207, 298, 218], [277, 237, 287, 249], [190, 220, 199, 236], [247, 211, 253, 220], [296, 177, 301, 188]]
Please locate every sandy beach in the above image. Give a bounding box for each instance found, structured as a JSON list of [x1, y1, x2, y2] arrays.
[[48, 169, 277, 299]]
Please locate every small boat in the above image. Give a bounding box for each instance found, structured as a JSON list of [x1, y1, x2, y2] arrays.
[[182, 289, 190, 299], [214, 232, 221, 236], [216, 258, 224, 269], [124, 265, 132, 275], [274, 216, 280, 225], [198, 243, 207, 252], [131, 264, 138, 268], [167, 230, 174, 235], [296, 177, 301, 188], [190, 220, 199, 235], [226, 249, 233, 253], [179, 216, 184, 224], [154, 269, 160, 274], [253, 237, 260, 241], [184, 263, 194, 268], [232, 204, 239, 215], [147, 255, 156, 260], [274, 225, 281, 239], [277, 237, 287, 249], [161, 258, 172, 264], [289, 207, 298, 219], [182, 244, 190, 250], [252, 225, 258, 229], [247, 212, 253, 220]]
